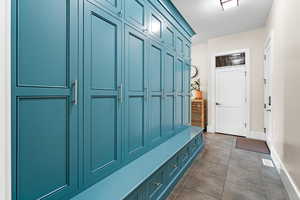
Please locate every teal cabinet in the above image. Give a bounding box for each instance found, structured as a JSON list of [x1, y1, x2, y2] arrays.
[[12, 0, 79, 199], [83, 4, 122, 185], [124, 25, 149, 161], [12, 0, 196, 199]]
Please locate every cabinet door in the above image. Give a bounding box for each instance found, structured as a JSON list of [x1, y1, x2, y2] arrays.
[[183, 63, 191, 125], [12, 0, 79, 199], [125, 0, 148, 30], [149, 41, 164, 145], [163, 51, 176, 137], [83, 3, 122, 185], [184, 40, 191, 60], [124, 25, 148, 162], [163, 22, 175, 51], [149, 8, 164, 42], [175, 58, 184, 128], [176, 34, 184, 58], [91, 0, 122, 15]]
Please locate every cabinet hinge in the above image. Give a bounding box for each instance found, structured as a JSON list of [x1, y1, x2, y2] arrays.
[[244, 122, 247, 128], [264, 78, 267, 84], [264, 55, 266, 60], [264, 128, 267, 133]]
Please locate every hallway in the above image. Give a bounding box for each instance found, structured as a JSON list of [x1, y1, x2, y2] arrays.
[[168, 133, 290, 200]]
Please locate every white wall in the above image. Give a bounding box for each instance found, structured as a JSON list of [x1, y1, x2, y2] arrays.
[[191, 43, 208, 98], [191, 28, 266, 133], [265, 0, 300, 198], [0, 0, 11, 199]]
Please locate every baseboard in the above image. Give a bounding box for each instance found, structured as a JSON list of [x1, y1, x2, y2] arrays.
[[269, 144, 300, 200], [207, 126, 215, 133], [247, 131, 266, 141]]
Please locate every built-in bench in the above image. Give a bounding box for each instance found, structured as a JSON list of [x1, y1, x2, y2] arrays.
[[71, 126, 204, 200]]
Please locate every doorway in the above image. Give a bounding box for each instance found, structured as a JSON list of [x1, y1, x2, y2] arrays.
[[215, 66, 247, 136], [210, 49, 250, 137]]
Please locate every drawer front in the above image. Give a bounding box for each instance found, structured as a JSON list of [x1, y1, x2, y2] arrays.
[[125, 184, 146, 200], [179, 145, 190, 166], [147, 169, 165, 200], [189, 135, 200, 154], [165, 154, 180, 182]]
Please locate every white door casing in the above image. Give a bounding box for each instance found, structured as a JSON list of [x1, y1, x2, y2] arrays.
[[215, 66, 247, 136], [264, 36, 273, 145]]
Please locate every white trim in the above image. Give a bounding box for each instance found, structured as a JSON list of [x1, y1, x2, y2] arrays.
[[264, 30, 274, 149], [0, 0, 11, 199], [247, 131, 266, 141], [209, 49, 250, 137], [268, 144, 300, 200]]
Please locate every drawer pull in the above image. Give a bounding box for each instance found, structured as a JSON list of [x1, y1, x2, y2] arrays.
[[153, 182, 162, 187]]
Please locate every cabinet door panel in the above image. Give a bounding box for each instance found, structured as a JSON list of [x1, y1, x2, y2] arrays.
[[18, 0, 69, 87], [84, 4, 122, 185], [163, 51, 176, 136], [165, 52, 175, 93], [175, 58, 184, 128], [91, 0, 121, 15], [12, 0, 79, 199], [149, 96, 162, 143], [17, 98, 77, 200], [149, 9, 163, 42], [176, 59, 183, 93], [125, 26, 148, 161], [149, 41, 163, 145], [149, 43, 163, 92], [90, 97, 119, 171], [164, 23, 175, 50], [125, 0, 147, 30], [176, 35, 183, 57], [164, 96, 175, 136]]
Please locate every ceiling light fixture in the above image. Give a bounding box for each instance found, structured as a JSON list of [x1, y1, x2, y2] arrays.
[[220, 0, 239, 10]]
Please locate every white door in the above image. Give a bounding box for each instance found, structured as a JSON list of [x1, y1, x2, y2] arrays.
[[264, 45, 272, 144], [216, 66, 246, 136]]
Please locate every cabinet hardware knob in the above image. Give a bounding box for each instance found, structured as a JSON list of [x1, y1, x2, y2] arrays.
[[72, 80, 78, 105], [144, 87, 149, 101], [118, 84, 123, 103], [118, 11, 123, 17], [153, 182, 162, 187]]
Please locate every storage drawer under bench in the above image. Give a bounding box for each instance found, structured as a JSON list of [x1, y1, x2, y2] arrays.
[[124, 133, 203, 200]]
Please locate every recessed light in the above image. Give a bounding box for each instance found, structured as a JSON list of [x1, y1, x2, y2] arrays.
[[220, 0, 239, 10]]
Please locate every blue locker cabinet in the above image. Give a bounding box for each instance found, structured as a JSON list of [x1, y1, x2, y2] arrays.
[[11, 0, 201, 200]]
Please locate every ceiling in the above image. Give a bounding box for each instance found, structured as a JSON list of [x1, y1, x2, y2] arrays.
[[171, 0, 273, 44]]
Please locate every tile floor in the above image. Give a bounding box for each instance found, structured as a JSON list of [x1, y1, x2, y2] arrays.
[[167, 132, 290, 200]]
